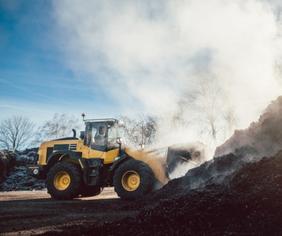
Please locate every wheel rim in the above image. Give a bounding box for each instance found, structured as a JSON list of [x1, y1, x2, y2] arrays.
[[121, 170, 140, 191], [53, 171, 71, 191]]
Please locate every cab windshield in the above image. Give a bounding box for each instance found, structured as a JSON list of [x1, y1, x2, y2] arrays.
[[85, 121, 124, 149], [108, 123, 123, 146]]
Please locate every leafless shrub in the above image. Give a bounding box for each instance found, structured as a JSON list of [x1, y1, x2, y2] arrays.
[[175, 73, 237, 145], [0, 116, 35, 151], [34, 113, 80, 144], [119, 115, 157, 148]]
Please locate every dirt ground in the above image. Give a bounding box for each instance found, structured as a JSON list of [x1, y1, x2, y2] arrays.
[[0, 188, 136, 235]]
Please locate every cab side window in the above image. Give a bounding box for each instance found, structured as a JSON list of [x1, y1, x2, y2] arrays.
[[108, 125, 117, 144], [85, 123, 92, 146]]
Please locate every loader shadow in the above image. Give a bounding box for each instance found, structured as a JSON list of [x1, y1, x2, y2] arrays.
[[0, 196, 124, 206], [0, 197, 135, 234]]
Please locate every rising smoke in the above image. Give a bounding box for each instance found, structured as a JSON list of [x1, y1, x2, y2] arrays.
[[52, 0, 282, 157], [174, 96, 282, 191]]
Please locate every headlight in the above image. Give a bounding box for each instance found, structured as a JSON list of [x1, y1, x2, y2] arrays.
[[33, 168, 39, 175]]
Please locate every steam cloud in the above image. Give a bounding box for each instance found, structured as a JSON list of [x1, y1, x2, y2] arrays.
[[53, 0, 282, 154]]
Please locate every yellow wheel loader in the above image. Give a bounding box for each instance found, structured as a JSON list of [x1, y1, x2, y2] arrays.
[[30, 118, 169, 200]]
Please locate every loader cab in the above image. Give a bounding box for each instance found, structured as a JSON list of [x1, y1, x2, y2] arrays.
[[81, 119, 122, 151]]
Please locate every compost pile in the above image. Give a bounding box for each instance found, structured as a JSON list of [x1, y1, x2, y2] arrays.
[[44, 151, 282, 235], [0, 148, 45, 191], [153, 96, 282, 197], [0, 150, 16, 183], [44, 96, 282, 235]]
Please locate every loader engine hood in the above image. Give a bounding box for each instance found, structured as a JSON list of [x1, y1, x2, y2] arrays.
[[53, 137, 79, 141], [38, 139, 81, 165], [39, 138, 79, 151]]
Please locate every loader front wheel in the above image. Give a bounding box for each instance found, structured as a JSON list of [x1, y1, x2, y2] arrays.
[[47, 162, 82, 200], [113, 159, 154, 200]]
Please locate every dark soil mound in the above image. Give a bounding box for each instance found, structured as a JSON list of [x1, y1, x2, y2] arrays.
[[0, 165, 45, 191], [0, 148, 45, 191], [15, 148, 39, 165], [157, 96, 282, 196], [44, 150, 282, 235], [0, 150, 16, 183], [216, 96, 282, 158], [150, 152, 246, 200]]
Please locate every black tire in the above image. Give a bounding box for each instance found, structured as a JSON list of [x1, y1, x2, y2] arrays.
[[113, 159, 155, 200], [46, 162, 82, 200]]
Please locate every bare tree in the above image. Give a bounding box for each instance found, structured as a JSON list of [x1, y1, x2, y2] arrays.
[[119, 115, 157, 148], [196, 77, 221, 141], [0, 116, 35, 151], [35, 113, 80, 144], [175, 73, 237, 145], [223, 106, 237, 137]]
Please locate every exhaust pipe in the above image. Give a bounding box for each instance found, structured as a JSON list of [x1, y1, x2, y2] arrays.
[[72, 129, 77, 138]]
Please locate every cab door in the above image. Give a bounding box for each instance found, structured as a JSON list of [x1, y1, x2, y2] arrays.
[[87, 122, 119, 164]]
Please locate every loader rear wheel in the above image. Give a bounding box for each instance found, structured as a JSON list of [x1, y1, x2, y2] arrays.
[[47, 162, 82, 200], [113, 159, 154, 200]]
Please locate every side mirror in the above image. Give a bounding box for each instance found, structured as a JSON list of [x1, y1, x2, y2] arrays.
[[80, 131, 85, 140]]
